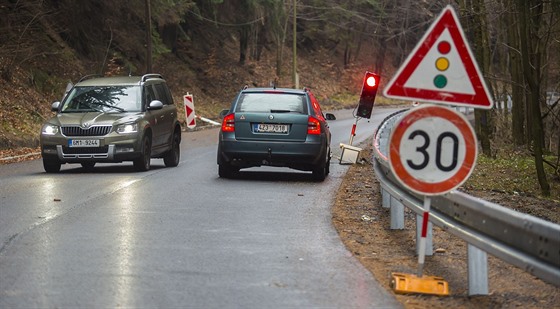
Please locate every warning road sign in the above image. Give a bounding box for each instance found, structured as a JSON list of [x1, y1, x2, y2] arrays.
[[388, 105, 477, 195], [384, 5, 493, 109], [184, 94, 196, 129]]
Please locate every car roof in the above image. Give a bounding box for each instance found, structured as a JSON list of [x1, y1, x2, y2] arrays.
[[240, 87, 308, 95], [75, 74, 164, 87]]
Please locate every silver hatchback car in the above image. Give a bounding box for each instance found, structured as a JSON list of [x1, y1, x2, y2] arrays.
[[217, 86, 336, 181], [40, 74, 182, 172]]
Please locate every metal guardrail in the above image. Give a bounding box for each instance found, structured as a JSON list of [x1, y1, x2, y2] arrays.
[[372, 109, 560, 294]]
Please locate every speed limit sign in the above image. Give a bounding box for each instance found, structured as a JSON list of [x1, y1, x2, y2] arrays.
[[388, 104, 477, 195]]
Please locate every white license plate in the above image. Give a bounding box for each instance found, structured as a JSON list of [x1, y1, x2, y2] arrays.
[[254, 123, 288, 133], [68, 139, 100, 147]]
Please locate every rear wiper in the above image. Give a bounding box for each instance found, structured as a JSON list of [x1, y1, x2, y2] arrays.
[[270, 109, 292, 113]]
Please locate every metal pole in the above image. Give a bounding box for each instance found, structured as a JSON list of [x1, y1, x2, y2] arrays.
[[349, 117, 358, 145], [292, 0, 297, 88], [145, 0, 152, 73], [417, 196, 431, 277]]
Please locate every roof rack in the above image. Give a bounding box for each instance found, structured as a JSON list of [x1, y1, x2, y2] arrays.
[[303, 87, 310, 92], [141, 73, 163, 82], [77, 74, 103, 83], [242, 84, 249, 90]]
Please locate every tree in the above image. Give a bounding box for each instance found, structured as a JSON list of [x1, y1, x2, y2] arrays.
[[457, 0, 495, 157], [517, 0, 551, 196]]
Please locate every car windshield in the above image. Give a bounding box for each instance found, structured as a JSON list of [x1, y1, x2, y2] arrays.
[[236, 92, 307, 114], [61, 85, 141, 113]]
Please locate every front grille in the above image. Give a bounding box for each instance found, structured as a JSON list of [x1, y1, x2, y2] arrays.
[[62, 126, 112, 137], [63, 146, 109, 154]]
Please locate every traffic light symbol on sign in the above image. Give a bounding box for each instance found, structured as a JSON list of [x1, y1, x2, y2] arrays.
[[357, 71, 380, 119], [434, 41, 451, 89]]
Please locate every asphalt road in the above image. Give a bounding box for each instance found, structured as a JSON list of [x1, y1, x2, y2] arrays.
[[0, 108, 403, 308]]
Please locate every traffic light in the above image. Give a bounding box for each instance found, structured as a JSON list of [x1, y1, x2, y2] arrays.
[[356, 71, 380, 119]]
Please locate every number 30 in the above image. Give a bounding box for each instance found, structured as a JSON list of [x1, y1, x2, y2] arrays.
[[406, 130, 459, 172]]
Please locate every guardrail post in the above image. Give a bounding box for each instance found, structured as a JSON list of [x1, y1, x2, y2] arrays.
[[467, 244, 489, 295], [390, 196, 405, 229], [381, 188, 390, 209], [416, 214, 433, 256]]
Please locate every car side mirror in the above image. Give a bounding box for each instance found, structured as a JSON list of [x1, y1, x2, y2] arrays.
[[148, 100, 164, 110], [219, 109, 230, 119], [51, 101, 60, 112], [325, 113, 336, 120]]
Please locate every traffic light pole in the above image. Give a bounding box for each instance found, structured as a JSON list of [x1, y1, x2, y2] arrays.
[[349, 116, 359, 145]]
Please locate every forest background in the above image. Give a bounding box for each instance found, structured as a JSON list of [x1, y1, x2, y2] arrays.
[[0, 0, 558, 196]]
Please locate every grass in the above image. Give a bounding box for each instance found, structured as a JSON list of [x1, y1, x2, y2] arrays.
[[466, 150, 560, 200]]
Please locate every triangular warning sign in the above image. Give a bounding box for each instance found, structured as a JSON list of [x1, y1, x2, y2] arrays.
[[384, 5, 493, 109]]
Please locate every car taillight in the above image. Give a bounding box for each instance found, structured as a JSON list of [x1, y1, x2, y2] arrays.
[[307, 116, 321, 135], [222, 113, 235, 132]]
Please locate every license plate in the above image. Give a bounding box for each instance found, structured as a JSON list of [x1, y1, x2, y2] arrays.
[[254, 123, 288, 133], [68, 139, 100, 147]]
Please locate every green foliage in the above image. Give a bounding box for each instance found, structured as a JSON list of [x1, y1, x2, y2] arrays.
[[151, 29, 171, 57]]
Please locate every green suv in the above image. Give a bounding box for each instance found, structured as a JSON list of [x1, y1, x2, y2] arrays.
[[40, 74, 181, 173]]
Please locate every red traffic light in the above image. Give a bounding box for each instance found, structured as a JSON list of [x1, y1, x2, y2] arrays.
[[357, 71, 380, 119], [366, 75, 378, 87]]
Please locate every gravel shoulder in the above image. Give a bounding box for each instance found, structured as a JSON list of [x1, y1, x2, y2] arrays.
[[332, 146, 560, 309]]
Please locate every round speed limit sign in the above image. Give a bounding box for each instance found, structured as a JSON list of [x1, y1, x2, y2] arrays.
[[388, 104, 477, 195]]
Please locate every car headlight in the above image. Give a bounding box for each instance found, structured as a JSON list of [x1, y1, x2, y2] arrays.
[[42, 124, 59, 135], [116, 123, 138, 134]]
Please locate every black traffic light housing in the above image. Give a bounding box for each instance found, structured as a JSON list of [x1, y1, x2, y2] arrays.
[[356, 71, 380, 119]]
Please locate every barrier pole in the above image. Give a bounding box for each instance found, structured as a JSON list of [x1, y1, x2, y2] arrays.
[[417, 196, 431, 277]]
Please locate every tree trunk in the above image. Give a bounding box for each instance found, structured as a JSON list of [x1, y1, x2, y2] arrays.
[[460, 0, 494, 156], [474, 0, 493, 156], [517, 0, 550, 196], [239, 26, 249, 65], [505, 0, 526, 146]]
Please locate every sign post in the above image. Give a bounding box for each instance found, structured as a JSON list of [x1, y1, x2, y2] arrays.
[[388, 104, 477, 292], [382, 4, 490, 296]]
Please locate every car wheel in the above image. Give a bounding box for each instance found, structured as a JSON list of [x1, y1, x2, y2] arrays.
[[81, 162, 96, 171], [43, 157, 61, 173], [218, 161, 238, 178], [163, 130, 180, 167], [325, 148, 331, 175], [312, 157, 327, 182], [133, 134, 152, 172]]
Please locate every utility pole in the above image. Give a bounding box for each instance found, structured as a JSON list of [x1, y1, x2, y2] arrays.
[[145, 0, 153, 73], [292, 0, 298, 88]]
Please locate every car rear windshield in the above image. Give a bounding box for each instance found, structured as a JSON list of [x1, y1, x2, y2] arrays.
[[61, 86, 141, 113], [235, 92, 307, 114]]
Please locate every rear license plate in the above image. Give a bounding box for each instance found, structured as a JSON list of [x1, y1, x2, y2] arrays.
[[68, 139, 100, 147], [254, 123, 289, 133]]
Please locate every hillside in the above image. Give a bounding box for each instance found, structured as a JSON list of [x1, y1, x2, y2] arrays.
[[0, 1, 382, 150], [0, 36, 371, 150]]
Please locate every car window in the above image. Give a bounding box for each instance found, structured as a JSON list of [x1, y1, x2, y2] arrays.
[[308, 92, 325, 119], [61, 86, 141, 112], [236, 92, 307, 113], [154, 83, 171, 105], [144, 85, 156, 108]]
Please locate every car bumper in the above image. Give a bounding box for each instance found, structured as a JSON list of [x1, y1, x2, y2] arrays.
[[40, 135, 143, 163], [218, 136, 328, 170]]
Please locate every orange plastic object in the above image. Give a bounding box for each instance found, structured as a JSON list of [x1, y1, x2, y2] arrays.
[[391, 272, 450, 296]]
